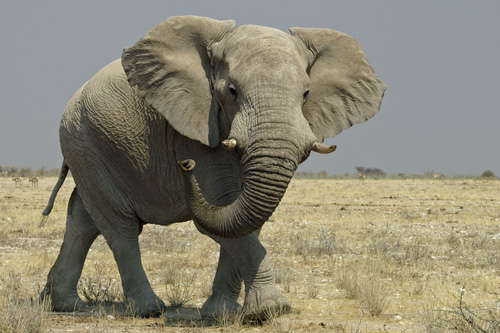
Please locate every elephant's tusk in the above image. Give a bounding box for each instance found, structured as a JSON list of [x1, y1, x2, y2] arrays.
[[178, 159, 196, 172], [312, 142, 337, 154], [221, 139, 237, 150]]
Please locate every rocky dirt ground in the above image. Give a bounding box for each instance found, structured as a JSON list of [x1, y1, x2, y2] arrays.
[[1, 176, 499, 332]]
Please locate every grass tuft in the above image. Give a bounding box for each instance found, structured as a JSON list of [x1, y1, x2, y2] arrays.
[[0, 273, 48, 333]]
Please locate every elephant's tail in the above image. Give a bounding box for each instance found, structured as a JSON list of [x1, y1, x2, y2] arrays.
[[39, 161, 69, 227]]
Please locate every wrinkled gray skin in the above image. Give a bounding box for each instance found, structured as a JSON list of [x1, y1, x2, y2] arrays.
[[40, 16, 386, 319]]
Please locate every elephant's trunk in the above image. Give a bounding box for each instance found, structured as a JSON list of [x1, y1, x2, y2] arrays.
[[178, 140, 297, 238]]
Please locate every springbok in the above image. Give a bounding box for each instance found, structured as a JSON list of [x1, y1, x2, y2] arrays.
[[358, 173, 366, 180], [29, 176, 39, 188], [432, 173, 442, 179], [12, 177, 22, 187]]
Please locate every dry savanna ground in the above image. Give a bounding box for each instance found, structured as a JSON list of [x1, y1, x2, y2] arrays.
[[0, 175, 499, 332]]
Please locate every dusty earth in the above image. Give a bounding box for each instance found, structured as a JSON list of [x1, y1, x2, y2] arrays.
[[0, 176, 499, 332]]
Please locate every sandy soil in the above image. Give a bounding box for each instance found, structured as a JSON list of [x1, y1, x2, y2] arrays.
[[0, 176, 499, 332]]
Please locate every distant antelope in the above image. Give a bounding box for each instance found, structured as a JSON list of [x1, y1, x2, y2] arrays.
[[2, 171, 8, 177], [358, 173, 366, 180], [29, 176, 39, 188], [12, 177, 22, 187], [432, 173, 442, 179]]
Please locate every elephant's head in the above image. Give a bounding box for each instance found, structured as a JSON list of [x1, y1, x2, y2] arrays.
[[122, 16, 386, 238]]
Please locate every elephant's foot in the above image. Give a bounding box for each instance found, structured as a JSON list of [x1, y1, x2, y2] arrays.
[[40, 286, 90, 312], [200, 292, 242, 320], [242, 285, 291, 321], [126, 292, 167, 318]]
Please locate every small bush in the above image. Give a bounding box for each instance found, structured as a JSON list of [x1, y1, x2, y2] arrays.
[[482, 170, 496, 178], [423, 288, 500, 332], [355, 166, 386, 177], [77, 262, 123, 306], [78, 275, 122, 306], [451, 288, 500, 332], [164, 271, 196, 308]]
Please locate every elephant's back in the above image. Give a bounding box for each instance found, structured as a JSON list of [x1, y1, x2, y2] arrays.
[[60, 59, 136, 132], [62, 59, 162, 164], [80, 59, 138, 122], [59, 58, 164, 183]]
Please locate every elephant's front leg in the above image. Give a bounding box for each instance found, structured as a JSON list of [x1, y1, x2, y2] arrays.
[[200, 246, 243, 318], [209, 230, 291, 320]]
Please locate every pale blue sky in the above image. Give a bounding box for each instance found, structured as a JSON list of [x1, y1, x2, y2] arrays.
[[1, 1, 499, 176]]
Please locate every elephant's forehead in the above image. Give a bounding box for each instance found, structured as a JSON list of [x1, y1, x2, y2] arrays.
[[223, 25, 307, 71], [227, 25, 298, 54]]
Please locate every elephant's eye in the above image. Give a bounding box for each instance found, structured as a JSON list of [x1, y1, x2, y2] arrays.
[[303, 90, 310, 104], [228, 84, 238, 101]]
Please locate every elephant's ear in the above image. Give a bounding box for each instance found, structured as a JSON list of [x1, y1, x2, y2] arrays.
[[122, 16, 235, 147], [290, 27, 386, 141]]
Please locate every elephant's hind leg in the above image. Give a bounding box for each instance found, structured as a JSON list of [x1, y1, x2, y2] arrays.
[[41, 188, 100, 312], [86, 206, 167, 318], [101, 228, 167, 318]]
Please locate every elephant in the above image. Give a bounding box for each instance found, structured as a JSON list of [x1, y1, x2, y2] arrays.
[[40, 15, 386, 319]]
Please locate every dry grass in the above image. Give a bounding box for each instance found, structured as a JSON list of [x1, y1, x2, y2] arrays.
[[0, 176, 499, 331]]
